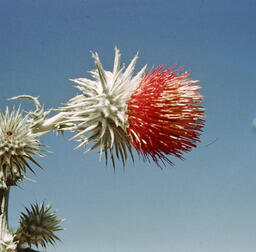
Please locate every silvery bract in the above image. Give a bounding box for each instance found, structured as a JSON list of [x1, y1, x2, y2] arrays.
[[61, 48, 147, 167]]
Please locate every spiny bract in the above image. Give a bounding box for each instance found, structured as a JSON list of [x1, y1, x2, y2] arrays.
[[61, 47, 146, 167]]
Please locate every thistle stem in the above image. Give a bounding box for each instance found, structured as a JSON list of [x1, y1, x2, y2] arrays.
[[32, 112, 67, 134], [0, 187, 10, 243]]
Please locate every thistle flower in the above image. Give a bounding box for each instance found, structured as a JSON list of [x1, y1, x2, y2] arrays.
[[15, 202, 63, 249], [127, 65, 204, 166], [62, 48, 204, 167], [0, 107, 44, 186]]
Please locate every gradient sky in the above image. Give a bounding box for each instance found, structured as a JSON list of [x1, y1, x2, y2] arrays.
[[1, 0, 256, 251]]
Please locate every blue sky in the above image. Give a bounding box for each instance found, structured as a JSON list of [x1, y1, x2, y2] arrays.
[[1, 0, 256, 251]]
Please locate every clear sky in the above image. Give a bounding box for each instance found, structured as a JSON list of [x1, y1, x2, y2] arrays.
[[1, 0, 256, 251]]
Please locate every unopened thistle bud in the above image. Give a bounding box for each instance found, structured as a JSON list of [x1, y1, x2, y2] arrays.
[[15, 202, 63, 249]]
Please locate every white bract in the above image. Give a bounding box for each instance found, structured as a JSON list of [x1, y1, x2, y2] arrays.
[[0, 232, 17, 252], [62, 48, 147, 167]]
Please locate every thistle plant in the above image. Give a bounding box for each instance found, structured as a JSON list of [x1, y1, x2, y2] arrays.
[[0, 101, 62, 252], [0, 47, 204, 251]]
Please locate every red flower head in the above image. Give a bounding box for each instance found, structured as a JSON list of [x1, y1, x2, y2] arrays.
[[61, 48, 204, 168], [127, 65, 205, 167]]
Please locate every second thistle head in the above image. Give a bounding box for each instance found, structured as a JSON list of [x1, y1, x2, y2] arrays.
[[0, 107, 45, 187]]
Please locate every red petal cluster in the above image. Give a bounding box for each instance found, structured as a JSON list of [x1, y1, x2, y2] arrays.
[[127, 65, 205, 167]]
